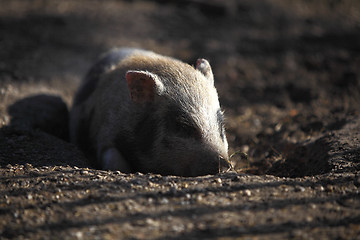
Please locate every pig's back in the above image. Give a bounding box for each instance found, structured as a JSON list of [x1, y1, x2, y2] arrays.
[[73, 48, 154, 106]]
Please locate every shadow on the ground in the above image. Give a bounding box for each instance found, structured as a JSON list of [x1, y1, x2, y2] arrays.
[[0, 94, 90, 168]]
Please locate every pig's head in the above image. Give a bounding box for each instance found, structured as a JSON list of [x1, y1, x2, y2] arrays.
[[125, 57, 230, 176]]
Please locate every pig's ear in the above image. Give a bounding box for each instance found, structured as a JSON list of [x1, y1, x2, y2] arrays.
[[196, 58, 214, 84], [126, 70, 164, 103]]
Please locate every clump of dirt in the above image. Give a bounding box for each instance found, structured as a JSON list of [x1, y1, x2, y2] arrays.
[[7, 94, 69, 140]]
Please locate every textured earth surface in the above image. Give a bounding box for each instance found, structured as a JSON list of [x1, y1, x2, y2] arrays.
[[0, 0, 359, 239]]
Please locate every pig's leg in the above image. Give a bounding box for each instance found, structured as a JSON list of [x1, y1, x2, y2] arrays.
[[101, 147, 132, 172]]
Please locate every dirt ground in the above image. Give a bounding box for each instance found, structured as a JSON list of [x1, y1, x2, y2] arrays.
[[0, 0, 360, 239]]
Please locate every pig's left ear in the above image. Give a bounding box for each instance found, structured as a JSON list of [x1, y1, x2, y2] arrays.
[[196, 58, 214, 84], [126, 70, 164, 104]]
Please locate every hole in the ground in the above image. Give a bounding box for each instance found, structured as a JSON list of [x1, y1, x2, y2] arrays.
[[267, 138, 332, 177], [250, 137, 333, 178]]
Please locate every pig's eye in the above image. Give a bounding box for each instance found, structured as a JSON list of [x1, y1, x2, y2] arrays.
[[165, 105, 202, 139], [167, 118, 202, 140], [174, 122, 202, 140]]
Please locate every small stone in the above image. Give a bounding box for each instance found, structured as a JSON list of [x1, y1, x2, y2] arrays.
[[325, 185, 334, 192], [310, 203, 317, 209], [161, 198, 169, 204], [240, 145, 249, 153], [74, 231, 83, 239], [172, 224, 185, 232], [295, 186, 305, 192], [146, 218, 159, 227], [244, 189, 251, 196], [271, 191, 279, 196], [24, 163, 32, 169], [275, 123, 282, 132]]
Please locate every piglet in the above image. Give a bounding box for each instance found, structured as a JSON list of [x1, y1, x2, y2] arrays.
[[70, 48, 230, 176]]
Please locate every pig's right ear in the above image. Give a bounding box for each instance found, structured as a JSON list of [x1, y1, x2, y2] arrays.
[[126, 70, 164, 103], [196, 58, 214, 84]]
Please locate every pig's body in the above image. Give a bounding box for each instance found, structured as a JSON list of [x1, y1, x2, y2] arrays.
[[70, 48, 229, 176]]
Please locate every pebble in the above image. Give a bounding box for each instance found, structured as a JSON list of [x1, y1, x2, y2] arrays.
[[244, 189, 251, 196], [145, 218, 159, 227], [326, 185, 334, 192], [240, 145, 249, 153], [295, 186, 305, 192], [74, 231, 83, 239], [161, 198, 169, 204], [215, 178, 222, 184], [172, 224, 185, 232]]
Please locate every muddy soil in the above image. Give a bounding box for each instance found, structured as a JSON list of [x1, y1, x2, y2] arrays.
[[0, 0, 359, 239]]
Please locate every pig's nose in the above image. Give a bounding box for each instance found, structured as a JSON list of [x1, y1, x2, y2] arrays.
[[218, 156, 233, 173]]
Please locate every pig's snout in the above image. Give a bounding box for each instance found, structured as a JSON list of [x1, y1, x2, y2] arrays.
[[186, 152, 232, 176]]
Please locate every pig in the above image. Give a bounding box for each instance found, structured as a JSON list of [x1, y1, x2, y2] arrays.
[[70, 48, 230, 176]]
